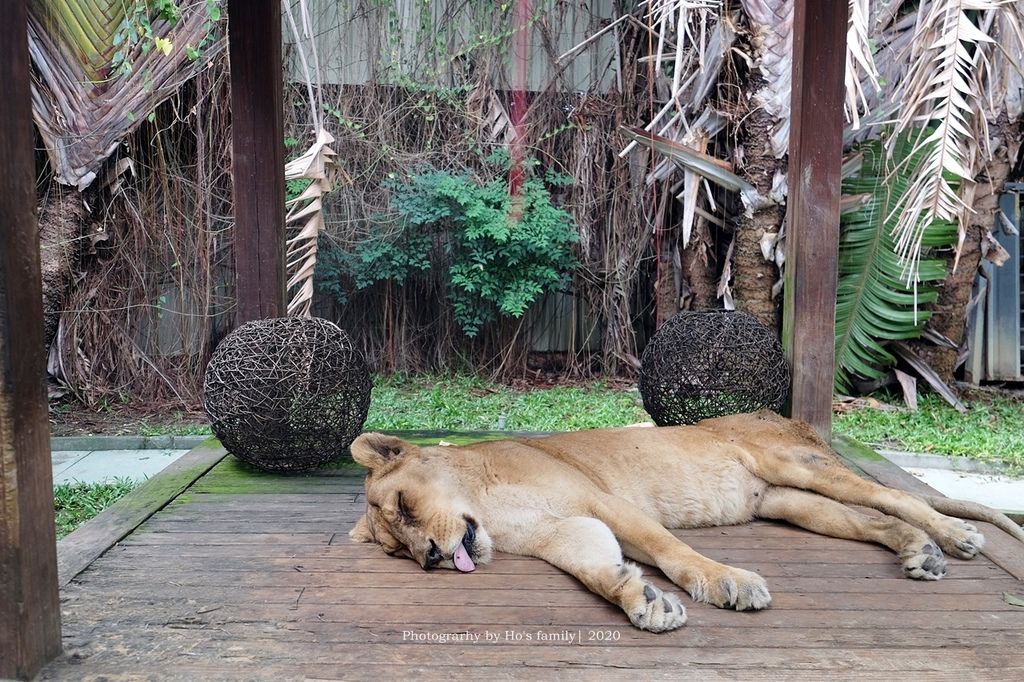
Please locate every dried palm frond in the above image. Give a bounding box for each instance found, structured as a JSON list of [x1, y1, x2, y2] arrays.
[[617, 1, 730, 242], [285, 128, 342, 318], [845, 0, 881, 129], [624, 0, 727, 150], [887, 0, 1006, 284], [739, 0, 794, 158], [620, 126, 766, 209], [467, 79, 517, 146], [283, 0, 341, 319]]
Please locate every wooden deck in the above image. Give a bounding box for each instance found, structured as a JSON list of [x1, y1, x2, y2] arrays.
[[39, 437, 1024, 681]]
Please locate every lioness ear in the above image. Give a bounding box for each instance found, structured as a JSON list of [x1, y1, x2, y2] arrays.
[[350, 432, 417, 471], [349, 515, 374, 543]]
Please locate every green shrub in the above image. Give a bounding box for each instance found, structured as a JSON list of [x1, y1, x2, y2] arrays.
[[322, 158, 578, 337]]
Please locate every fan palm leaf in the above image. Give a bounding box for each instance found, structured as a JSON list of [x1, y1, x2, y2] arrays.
[[887, 0, 1007, 283], [835, 132, 958, 393], [28, 0, 224, 188]]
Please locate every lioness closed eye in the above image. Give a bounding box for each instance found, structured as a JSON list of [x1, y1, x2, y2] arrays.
[[349, 411, 1024, 632]]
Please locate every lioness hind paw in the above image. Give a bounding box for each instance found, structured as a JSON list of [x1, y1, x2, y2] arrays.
[[935, 520, 984, 560], [901, 540, 947, 580], [628, 583, 687, 632]]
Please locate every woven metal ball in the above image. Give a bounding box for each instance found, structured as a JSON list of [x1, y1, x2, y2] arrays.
[[203, 317, 371, 472], [639, 310, 790, 426]]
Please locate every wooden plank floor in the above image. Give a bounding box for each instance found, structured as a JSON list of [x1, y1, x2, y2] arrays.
[[40, 454, 1024, 681]]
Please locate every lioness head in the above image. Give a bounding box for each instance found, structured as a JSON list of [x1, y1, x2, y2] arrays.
[[348, 433, 493, 572]]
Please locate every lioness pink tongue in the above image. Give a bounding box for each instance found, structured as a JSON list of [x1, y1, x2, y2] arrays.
[[453, 542, 475, 572]]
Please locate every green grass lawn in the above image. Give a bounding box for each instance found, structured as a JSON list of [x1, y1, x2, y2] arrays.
[[365, 374, 649, 431], [833, 393, 1024, 473], [53, 478, 138, 539]]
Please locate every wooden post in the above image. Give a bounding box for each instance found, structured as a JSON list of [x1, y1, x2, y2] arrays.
[[228, 0, 286, 323], [0, 2, 63, 678], [781, 0, 848, 438]]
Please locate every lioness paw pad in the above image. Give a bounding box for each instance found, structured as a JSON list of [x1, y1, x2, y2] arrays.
[[901, 540, 947, 580], [629, 583, 686, 632]]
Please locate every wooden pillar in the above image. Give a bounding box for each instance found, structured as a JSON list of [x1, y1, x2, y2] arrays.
[[0, 1, 63, 678], [228, 0, 286, 323], [781, 0, 848, 438]]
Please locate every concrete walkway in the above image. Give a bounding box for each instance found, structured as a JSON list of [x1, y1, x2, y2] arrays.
[[52, 448, 192, 485], [876, 449, 1024, 515], [49, 435, 207, 485], [902, 467, 1023, 515]]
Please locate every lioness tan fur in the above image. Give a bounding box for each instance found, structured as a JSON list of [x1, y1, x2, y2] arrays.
[[349, 411, 1024, 632]]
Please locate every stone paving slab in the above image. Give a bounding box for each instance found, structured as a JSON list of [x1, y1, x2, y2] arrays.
[[53, 449, 191, 485], [905, 466, 1024, 515], [50, 451, 91, 478]]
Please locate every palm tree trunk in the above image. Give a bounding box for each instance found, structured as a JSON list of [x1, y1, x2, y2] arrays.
[[908, 115, 1022, 384], [681, 216, 719, 310], [38, 188, 87, 347], [733, 103, 783, 328]]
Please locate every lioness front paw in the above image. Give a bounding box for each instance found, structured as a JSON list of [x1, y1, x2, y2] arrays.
[[900, 539, 947, 580], [933, 519, 984, 560], [627, 582, 687, 632], [686, 567, 771, 611]]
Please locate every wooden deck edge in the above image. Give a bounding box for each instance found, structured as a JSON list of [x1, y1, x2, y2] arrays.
[[56, 438, 227, 586], [832, 433, 1024, 581]]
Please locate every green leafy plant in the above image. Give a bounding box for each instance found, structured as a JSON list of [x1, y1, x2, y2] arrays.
[[111, 1, 182, 75], [350, 159, 578, 336], [834, 131, 958, 392], [286, 178, 312, 202], [54, 479, 138, 539]]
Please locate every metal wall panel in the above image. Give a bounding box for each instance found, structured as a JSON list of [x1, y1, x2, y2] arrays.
[[983, 191, 1022, 381]]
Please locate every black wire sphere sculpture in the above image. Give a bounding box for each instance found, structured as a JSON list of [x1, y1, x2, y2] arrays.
[[639, 310, 791, 426], [203, 317, 372, 473]]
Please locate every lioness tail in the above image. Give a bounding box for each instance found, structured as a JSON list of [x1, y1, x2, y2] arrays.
[[925, 494, 1024, 543]]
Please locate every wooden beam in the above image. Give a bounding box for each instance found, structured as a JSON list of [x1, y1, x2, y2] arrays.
[[781, 0, 848, 438], [228, 0, 286, 323], [0, 1, 62, 677], [57, 440, 226, 586]]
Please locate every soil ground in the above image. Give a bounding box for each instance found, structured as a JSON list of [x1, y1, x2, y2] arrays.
[[49, 400, 209, 437]]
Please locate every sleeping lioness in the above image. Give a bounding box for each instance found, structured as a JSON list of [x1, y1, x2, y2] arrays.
[[349, 411, 1024, 631]]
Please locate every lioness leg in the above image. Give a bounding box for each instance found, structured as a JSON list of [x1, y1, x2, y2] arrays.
[[590, 496, 772, 611], [756, 486, 947, 579], [747, 447, 984, 559], [530, 516, 687, 632]]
